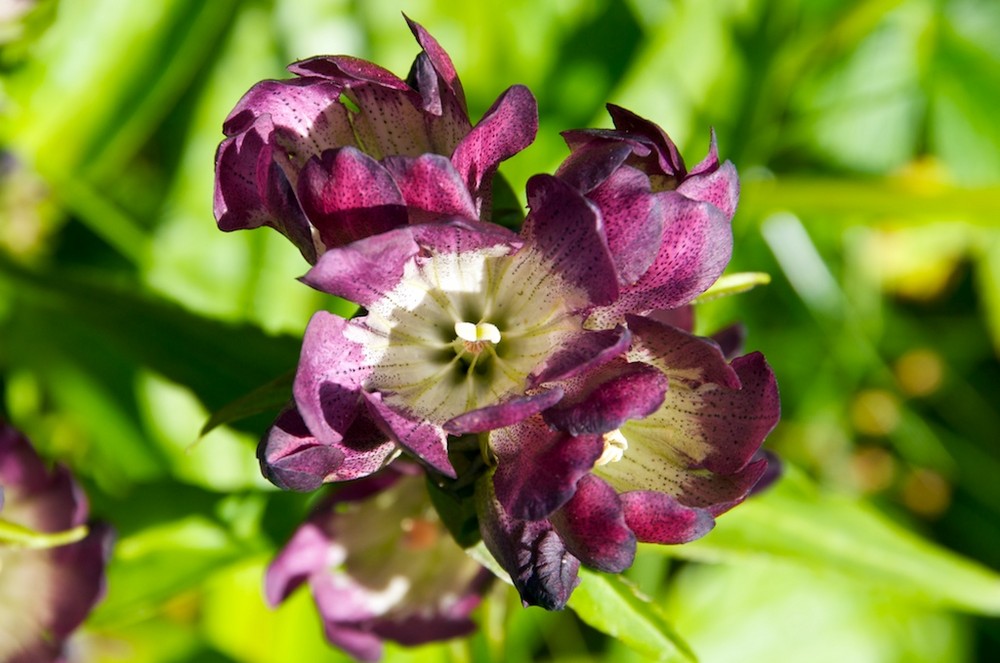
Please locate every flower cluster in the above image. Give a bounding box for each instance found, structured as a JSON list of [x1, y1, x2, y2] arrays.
[[0, 422, 112, 663], [215, 16, 779, 657]]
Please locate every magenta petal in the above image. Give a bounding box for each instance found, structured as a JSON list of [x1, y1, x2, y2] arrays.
[[491, 416, 603, 521], [297, 147, 408, 248], [620, 491, 714, 544], [476, 475, 581, 610], [678, 159, 740, 220], [550, 475, 636, 573], [587, 166, 666, 285], [606, 104, 686, 177], [364, 393, 455, 478], [646, 306, 695, 332], [529, 326, 630, 386], [344, 84, 433, 158], [288, 56, 410, 90], [555, 138, 636, 194], [382, 153, 478, 222], [711, 322, 746, 360], [443, 388, 564, 435], [451, 84, 538, 206], [405, 16, 467, 113], [543, 361, 668, 436], [222, 77, 349, 141], [626, 314, 741, 390], [302, 228, 420, 305], [683, 457, 769, 515], [523, 174, 619, 307]]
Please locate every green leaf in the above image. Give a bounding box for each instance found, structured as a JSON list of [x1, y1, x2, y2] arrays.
[[659, 466, 1000, 615], [568, 569, 696, 663], [692, 272, 771, 304], [0, 255, 301, 432], [200, 370, 294, 436]]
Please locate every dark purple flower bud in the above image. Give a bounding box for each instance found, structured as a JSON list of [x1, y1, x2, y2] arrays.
[[0, 423, 112, 663], [265, 464, 492, 662], [213, 17, 538, 262]]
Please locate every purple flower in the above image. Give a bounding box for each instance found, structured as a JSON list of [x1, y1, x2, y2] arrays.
[[558, 105, 739, 326], [0, 423, 112, 663], [476, 315, 779, 608], [214, 17, 537, 263], [265, 464, 492, 662]]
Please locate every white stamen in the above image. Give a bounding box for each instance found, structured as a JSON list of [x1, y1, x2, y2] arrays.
[[595, 429, 628, 466], [455, 321, 501, 344]]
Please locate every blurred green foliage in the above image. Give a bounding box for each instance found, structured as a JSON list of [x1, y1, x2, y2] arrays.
[[2, 0, 999, 661]]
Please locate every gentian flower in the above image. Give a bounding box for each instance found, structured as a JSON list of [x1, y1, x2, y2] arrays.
[[214, 16, 537, 263], [257, 173, 630, 489], [476, 315, 779, 608], [0, 422, 112, 663], [265, 463, 492, 662], [557, 105, 739, 326]]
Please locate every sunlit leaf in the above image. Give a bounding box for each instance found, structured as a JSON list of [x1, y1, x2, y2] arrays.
[[568, 569, 696, 663], [659, 466, 1000, 615]]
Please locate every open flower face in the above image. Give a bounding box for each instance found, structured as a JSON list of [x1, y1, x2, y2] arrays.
[[477, 315, 779, 609], [0, 424, 111, 663], [258, 175, 628, 487], [214, 17, 537, 263], [265, 465, 492, 662]]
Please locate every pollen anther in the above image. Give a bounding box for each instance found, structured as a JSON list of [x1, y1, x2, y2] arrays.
[[595, 429, 628, 466]]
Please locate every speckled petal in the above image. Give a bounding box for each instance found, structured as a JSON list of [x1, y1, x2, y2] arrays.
[[626, 314, 741, 390], [606, 103, 686, 177], [619, 491, 715, 544], [404, 15, 468, 114], [490, 415, 603, 521], [302, 227, 421, 306], [342, 83, 433, 159], [288, 55, 411, 90], [382, 153, 478, 222], [451, 84, 538, 208], [476, 474, 581, 610], [543, 360, 668, 436], [443, 387, 564, 435], [528, 326, 630, 386], [555, 137, 636, 194], [586, 165, 666, 285], [297, 147, 408, 248], [678, 159, 740, 220], [550, 474, 636, 573], [364, 393, 455, 477], [523, 174, 619, 307]]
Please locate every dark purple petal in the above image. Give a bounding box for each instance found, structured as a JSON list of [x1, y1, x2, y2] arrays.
[[288, 56, 411, 89], [749, 449, 783, 496], [555, 138, 636, 194], [451, 84, 538, 209], [302, 228, 421, 305], [404, 15, 468, 115], [620, 491, 715, 544], [528, 326, 630, 386], [476, 474, 581, 610], [409, 218, 522, 253], [258, 406, 395, 490], [490, 416, 603, 521], [444, 388, 564, 435], [213, 116, 316, 262], [550, 474, 636, 573], [296, 147, 408, 248], [364, 393, 455, 478], [606, 103, 686, 178], [523, 174, 619, 307], [677, 159, 739, 220], [681, 457, 769, 515], [586, 166, 666, 285], [668, 351, 780, 475], [646, 305, 694, 332], [711, 322, 746, 360], [626, 314, 741, 390], [592, 193, 733, 322], [543, 361, 668, 436], [382, 153, 478, 222]]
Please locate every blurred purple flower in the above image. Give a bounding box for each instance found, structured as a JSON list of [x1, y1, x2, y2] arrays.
[[0, 423, 112, 663], [265, 464, 491, 662], [476, 315, 779, 609], [214, 17, 537, 263]]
